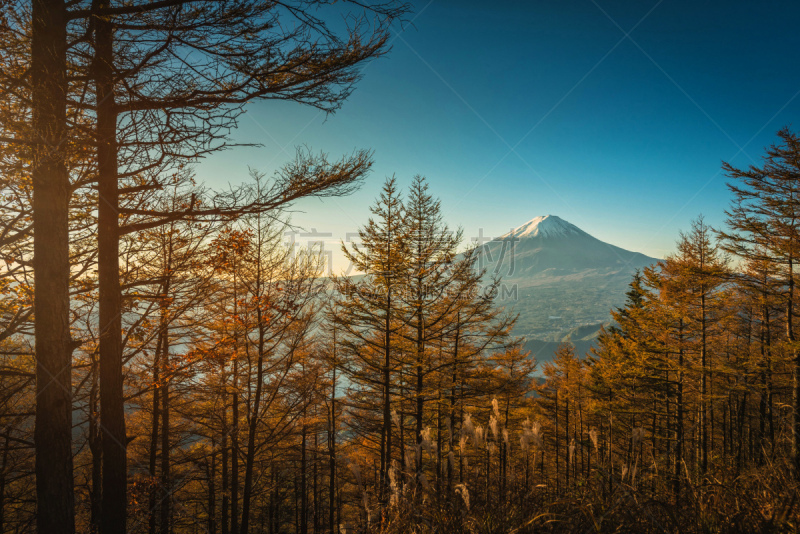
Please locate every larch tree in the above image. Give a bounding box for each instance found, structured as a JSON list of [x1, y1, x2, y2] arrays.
[[719, 127, 800, 478], [659, 216, 729, 475], [401, 175, 461, 470], [73, 0, 399, 524], [29, 1, 74, 531], [333, 176, 410, 504], [235, 195, 325, 534], [5, 1, 408, 531], [735, 250, 782, 463]]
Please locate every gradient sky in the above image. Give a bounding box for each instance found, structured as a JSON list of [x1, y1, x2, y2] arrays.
[[195, 0, 800, 274]]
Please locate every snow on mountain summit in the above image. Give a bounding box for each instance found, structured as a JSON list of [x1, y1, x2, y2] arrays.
[[499, 215, 588, 240], [484, 214, 657, 279]]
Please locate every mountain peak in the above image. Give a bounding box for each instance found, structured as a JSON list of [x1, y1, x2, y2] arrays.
[[500, 215, 587, 240]]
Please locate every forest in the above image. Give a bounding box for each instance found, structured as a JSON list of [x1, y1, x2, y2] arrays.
[[1, 1, 800, 533]]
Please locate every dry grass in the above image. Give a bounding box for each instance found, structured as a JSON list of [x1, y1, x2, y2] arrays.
[[367, 459, 799, 534]]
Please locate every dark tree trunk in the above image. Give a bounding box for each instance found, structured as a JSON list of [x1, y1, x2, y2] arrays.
[[788, 254, 800, 479], [0, 432, 9, 533], [148, 348, 161, 534], [231, 359, 239, 534], [95, 2, 128, 531], [209, 440, 217, 534], [565, 391, 570, 488], [301, 417, 308, 534], [240, 319, 267, 534], [31, 1, 74, 533], [555, 390, 559, 494], [448, 320, 459, 493], [329, 337, 337, 534], [160, 327, 170, 534], [90, 354, 103, 534], [293, 464, 299, 533], [700, 292, 708, 475], [436, 390, 442, 493], [222, 376, 229, 534], [675, 320, 685, 501], [736, 393, 748, 473], [381, 289, 392, 502], [313, 430, 319, 534], [415, 299, 424, 477], [760, 299, 773, 463]]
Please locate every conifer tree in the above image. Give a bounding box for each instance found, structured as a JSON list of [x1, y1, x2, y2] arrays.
[[736, 250, 782, 463], [660, 217, 729, 474], [719, 127, 800, 478], [2, 2, 407, 529], [333, 176, 410, 503], [401, 176, 461, 464], [29, 2, 74, 530]]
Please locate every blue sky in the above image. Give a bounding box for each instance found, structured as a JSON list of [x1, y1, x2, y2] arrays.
[[195, 0, 800, 274]]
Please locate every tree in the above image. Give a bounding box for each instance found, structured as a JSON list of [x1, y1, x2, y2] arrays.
[[401, 176, 460, 465], [333, 176, 410, 503], [235, 204, 324, 534], [30, 1, 75, 532], [719, 127, 800, 478], [660, 217, 728, 475], [736, 250, 782, 464], [3, 1, 408, 530]]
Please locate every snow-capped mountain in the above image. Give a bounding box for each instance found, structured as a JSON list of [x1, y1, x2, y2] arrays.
[[498, 214, 587, 240], [480, 215, 656, 279], [478, 215, 658, 359]]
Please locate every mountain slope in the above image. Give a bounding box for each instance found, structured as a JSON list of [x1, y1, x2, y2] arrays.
[[479, 215, 658, 355], [483, 215, 656, 280]]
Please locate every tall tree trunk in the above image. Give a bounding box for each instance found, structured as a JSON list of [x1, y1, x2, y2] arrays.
[[268, 457, 275, 534], [764, 297, 775, 461], [565, 389, 570, 488], [31, 1, 74, 532], [607, 408, 613, 497], [148, 347, 161, 534], [700, 292, 708, 475], [759, 303, 769, 465], [436, 389, 442, 493], [222, 371, 229, 534], [736, 393, 748, 473], [301, 416, 308, 534], [415, 297, 424, 477], [89, 353, 102, 534], [448, 319, 459, 493], [313, 429, 319, 534], [502, 396, 510, 499], [231, 359, 239, 534], [241, 318, 267, 534], [209, 440, 217, 534], [160, 326, 170, 534], [580, 386, 585, 480], [675, 320, 685, 501], [95, 2, 128, 531], [789, 254, 800, 479], [380, 288, 392, 502], [329, 334, 337, 534], [293, 463, 299, 532], [554, 390, 559, 494], [0, 431, 9, 533]]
